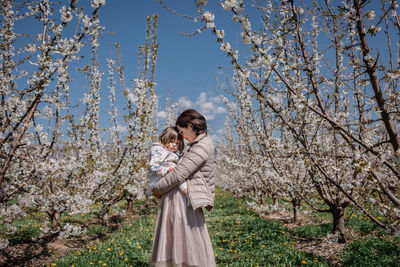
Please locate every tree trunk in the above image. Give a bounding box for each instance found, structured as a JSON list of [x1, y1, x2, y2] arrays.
[[51, 211, 61, 228], [291, 198, 301, 223], [127, 198, 133, 213], [262, 194, 266, 206], [272, 197, 279, 210], [331, 205, 346, 243]]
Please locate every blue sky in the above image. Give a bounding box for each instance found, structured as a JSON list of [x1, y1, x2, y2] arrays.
[[91, 0, 247, 136]]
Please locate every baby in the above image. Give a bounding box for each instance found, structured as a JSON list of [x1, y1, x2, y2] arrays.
[[146, 126, 187, 197]]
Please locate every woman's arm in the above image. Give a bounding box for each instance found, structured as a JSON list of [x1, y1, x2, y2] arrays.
[[152, 142, 208, 195]]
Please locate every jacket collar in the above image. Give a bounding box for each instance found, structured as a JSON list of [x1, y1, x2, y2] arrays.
[[190, 133, 207, 146]]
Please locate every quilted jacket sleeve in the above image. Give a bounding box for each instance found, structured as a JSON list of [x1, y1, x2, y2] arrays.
[[152, 141, 208, 195]]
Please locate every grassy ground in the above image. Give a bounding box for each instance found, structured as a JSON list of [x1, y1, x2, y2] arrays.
[[1, 188, 399, 266], [52, 189, 328, 266]]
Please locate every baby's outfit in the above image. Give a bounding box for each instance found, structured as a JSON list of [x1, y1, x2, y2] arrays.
[[146, 142, 188, 199]]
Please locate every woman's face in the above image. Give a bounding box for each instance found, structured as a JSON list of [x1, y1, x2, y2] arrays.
[[177, 124, 197, 143]]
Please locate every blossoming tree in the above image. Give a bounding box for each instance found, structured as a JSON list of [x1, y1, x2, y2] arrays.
[[0, 0, 159, 249]]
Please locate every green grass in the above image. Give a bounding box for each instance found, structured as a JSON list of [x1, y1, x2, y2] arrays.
[[52, 188, 328, 266], [346, 215, 381, 235], [207, 190, 327, 266], [54, 216, 155, 267], [290, 223, 332, 239], [342, 238, 400, 266], [0, 215, 43, 245]]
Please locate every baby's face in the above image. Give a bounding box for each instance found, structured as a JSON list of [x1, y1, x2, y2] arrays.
[[166, 138, 179, 152]]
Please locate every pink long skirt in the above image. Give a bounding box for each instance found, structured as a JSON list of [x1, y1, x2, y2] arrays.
[[151, 187, 216, 267]]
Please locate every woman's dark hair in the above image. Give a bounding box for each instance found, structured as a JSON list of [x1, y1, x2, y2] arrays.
[[158, 126, 184, 153], [176, 109, 207, 135]]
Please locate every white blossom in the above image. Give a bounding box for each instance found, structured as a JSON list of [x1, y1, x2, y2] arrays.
[[366, 10, 375, 20], [216, 29, 225, 39], [91, 0, 106, 9], [60, 6, 72, 23], [220, 41, 232, 52], [221, 0, 244, 13]]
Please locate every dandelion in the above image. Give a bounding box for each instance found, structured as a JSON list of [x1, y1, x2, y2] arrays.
[[51, 264, 56, 266], [107, 248, 111, 251], [98, 261, 102, 263], [90, 263, 94, 265], [120, 251, 124, 255], [138, 246, 142, 249], [301, 260, 307, 264]]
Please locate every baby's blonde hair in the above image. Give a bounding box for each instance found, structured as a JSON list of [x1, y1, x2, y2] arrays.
[[158, 126, 184, 153]]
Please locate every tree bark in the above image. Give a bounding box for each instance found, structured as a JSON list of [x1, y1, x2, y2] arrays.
[[127, 198, 133, 213], [50, 211, 61, 228], [292, 198, 301, 223], [272, 195, 279, 210], [330, 205, 346, 243]]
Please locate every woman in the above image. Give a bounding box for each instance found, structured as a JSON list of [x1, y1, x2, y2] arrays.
[[151, 109, 216, 267]]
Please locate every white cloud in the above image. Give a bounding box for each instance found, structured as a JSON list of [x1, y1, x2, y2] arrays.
[[210, 95, 222, 103], [216, 128, 224, 135], [191, 92, 226, 120], [158, 92, 227, 124], [157, 111, 167, 119], [110, 125, 127, 133], [177, 97, 193, 109]]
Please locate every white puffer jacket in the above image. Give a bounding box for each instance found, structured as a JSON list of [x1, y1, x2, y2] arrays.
[[146, 142, 180, 196]]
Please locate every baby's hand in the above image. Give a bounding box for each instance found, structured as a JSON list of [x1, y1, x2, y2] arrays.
[[167, 167, 174, 173], [183, 188, 188, 195]]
